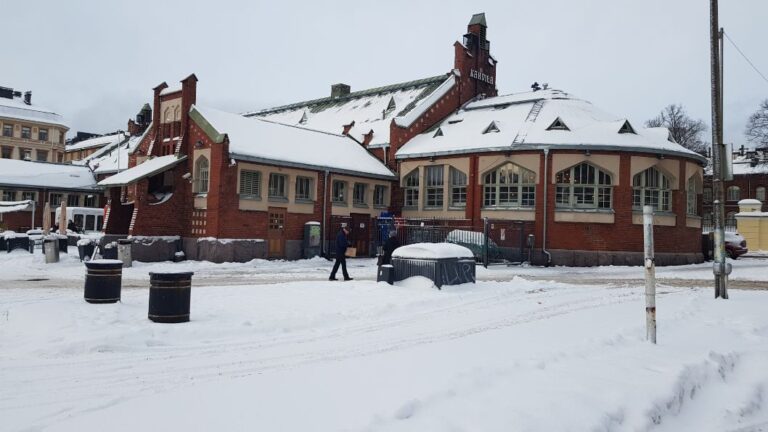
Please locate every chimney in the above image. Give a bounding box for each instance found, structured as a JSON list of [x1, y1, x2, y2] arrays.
[[362, 130, 374, 147], [740, 144, 746, 156], [465, 13, 488, 51], [331, 83, 350, 99], [342, 120, 355, 135], [23, 91, 31, 105], [0, 86, 13, 99]]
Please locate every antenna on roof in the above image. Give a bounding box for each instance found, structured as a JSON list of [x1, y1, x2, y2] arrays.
[[542, 83, 549, 90], [531, 82, 541, 92]]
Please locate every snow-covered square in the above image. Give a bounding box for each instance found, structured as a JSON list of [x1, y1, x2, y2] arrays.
[[1, 250, 767, 431]]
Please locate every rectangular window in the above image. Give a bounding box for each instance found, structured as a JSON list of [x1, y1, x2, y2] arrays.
[[450, 168, 467, 207], [36, 150, 48, 162], [703, 187, 712, 203], [21, 191, 36, 201], [97, 215, 104, 231], [353, 183, 367, 206], [332, 180, 346, 204], [21, 126, 31, 139], [403, 170, 419, 208], [67, 194, 80, 207], [2, 124, 12, 137], [424, 165, 444, 208], [239, 170, 261, 198], [268, 173, 287, 199], [85, 215, 96, 231], [295, 176, 312, 201], [39, 128, 48, 142], [49, 193, 62, 206], [2, 190, 16, 201], [555, 186, 570, 207], [1, 146, 11, 159], [373, 185, 387, 207], [84, 195, 97, 207]]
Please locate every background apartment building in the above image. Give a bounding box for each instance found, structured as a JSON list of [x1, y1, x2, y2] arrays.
[[0, 86, 68, 163]]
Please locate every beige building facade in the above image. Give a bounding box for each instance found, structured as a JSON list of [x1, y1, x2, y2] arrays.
[[0, 87, 68, 163]]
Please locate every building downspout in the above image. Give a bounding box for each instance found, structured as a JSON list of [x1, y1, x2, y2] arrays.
[[542, 148, 552, 266], [322, 170, 329, 257]]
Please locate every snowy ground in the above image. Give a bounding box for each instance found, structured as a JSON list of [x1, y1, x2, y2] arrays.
[[1, 249, 767, 431]]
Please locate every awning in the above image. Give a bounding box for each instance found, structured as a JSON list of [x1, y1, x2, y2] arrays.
[[98, 155, 187, 187], [0, 200, 34, 214]]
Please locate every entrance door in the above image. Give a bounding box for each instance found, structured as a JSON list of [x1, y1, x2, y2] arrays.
[[350, 213, 371, 257], [267, 207, 286, 258]]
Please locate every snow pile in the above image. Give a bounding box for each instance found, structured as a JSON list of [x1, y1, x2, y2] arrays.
[[392, 242, 474, 259]]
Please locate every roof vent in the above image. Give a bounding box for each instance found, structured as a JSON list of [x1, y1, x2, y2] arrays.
[[299, 111, 308, 125], [23, 91, 32, 105], [618, 120, 636, 134], [547, 117, 569, 131], [542, 83, 549, 90], [433, 128, 444, 138], [483, 121, 500, 134], [531, 82, 541, 92]]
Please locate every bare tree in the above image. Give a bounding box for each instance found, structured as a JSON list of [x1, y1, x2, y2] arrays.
[[745, 99, 768, 146], [645, 104, 708, 154]]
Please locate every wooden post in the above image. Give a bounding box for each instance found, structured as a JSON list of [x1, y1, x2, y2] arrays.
[[643, 205, 657, 344]]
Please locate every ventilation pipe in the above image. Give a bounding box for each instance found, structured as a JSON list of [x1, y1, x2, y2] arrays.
[[541, 148, 552, 266]]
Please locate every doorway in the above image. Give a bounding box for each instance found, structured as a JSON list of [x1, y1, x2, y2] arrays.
[[267, 207, 286, 258]]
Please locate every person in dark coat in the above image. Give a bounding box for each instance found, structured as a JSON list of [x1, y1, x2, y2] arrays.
[[329, 226, 353, 281], [381, 230, 400, 265]]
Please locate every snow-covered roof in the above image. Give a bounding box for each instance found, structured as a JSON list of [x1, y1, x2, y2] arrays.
[[79, 134, 144, 174], [160, 86, 182, 96], [98, 155, 187, 187], [392, 242, 474, 259], [244, 74, 454, 146], [191, 105, 395, 179], [0, 159, 98, 191], [731, 156, 768, 176], [0, 200, 34, 214], [0, 95, 67, 129], [66, 132, 127, 153], [396, 88, 707, 163]]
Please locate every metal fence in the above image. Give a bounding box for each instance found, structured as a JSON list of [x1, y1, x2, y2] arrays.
[[701, 215, 738, 233], [375, 217, 535, 267]]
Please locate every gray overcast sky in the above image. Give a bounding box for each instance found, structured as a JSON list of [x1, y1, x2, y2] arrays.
[[4, 0, 767, 146]]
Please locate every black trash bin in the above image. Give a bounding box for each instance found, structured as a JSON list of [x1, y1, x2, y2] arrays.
[[148, 272, 193, 323], [377, 264, 395, 285], [78, 241, 95, 261], [84, 259, 123, 303]]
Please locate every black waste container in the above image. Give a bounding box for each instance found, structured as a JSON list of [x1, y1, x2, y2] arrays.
[[377, 264, 395, 285], [148, 272, 193, 323], [84, 259, 123, 303]]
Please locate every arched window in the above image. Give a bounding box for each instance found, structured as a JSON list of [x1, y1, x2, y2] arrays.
[[174, 106, 181, 121], [195, 156, 209, 194], [449, 167, 467, 208], [555, 163, 612, 209], [632, 167, 671, 212], [727, 186, 741, 201], [687, 175, 701, 216], [403, 169, 419, 208], [164, 107, 173, 123], [483, 162, 536, 208], [757, 186, 766, 202]]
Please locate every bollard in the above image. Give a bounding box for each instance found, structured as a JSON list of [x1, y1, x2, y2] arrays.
[[84, 259, 123, 303], [148, 272, 193, 323]]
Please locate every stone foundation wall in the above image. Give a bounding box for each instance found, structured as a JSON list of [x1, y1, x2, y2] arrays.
[[182, 238, 267, 263], [533, 249, 704, 267]]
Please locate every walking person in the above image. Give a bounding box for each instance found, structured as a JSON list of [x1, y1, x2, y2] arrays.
[[381, 230, 400, 265], [329, 226, 353, 281]]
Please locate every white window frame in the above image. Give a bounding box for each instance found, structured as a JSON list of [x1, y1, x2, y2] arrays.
[[726, 186, 740, 202], [195, 156, 209, 194], [483, 162, 536, 209], [632, 166, 672, 212], [332, 180, 347, 204], [449, 167, 467, 208], [403, 169, 419, 209], [555, 163, 613, 210], [239, 170, 261, 199], [424, 165, 444, 209]]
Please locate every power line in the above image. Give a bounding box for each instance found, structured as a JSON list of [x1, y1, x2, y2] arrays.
[[723, 31, 768, 86]]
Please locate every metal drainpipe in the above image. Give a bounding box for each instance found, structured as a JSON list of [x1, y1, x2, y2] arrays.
[[542, 148, 552, 266], [322, 170, 329, 257]]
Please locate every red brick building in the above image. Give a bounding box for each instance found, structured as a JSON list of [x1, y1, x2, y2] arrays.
[[98, 13, 707, 265], [703, 145, 768, 227]]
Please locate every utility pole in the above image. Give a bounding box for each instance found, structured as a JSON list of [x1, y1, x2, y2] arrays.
[[710, 0, 729, 298]]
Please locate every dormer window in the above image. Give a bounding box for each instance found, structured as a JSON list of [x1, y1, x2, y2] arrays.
[[433, 128, 444, 138], [618, 120, 636, 134], [547, 117, 569, 131], [382, 97, 396, 119], [483, 121, 500, 134]]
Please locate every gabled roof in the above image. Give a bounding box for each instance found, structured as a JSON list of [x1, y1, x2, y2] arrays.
[[0, 159, 98, 191], [192, 105, 396, 179], [244, 73, 455, 146], [396, 88, 707, 164], [0, 96, 67, 129], [66, 131, 127, 152]]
